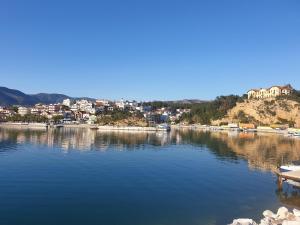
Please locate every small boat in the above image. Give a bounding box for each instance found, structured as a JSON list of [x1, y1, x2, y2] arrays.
[[243, 128, 257, 133], [156, 124, 171, 132], [280, 161, 300, 172], [90, 125, 99, 130], [294, 132, 300, 137]]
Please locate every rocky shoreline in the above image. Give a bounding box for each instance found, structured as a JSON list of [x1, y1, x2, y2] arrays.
[[230, 207, 300, 225]]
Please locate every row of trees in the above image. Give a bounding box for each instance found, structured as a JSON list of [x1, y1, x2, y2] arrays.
[[4, 114, 64, 123], [180, 95, 245, 124], [97, 110, 146, 125], [6, 114, 48, 123]]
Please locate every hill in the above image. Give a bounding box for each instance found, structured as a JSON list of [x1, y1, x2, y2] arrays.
[[179, 95, 244, 124], [0, 87, 94, 106], [212, 98, 300, 127], [0, 87, 39, 105]]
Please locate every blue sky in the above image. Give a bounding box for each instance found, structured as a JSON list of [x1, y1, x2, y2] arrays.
[[0, 0, 299, 100]]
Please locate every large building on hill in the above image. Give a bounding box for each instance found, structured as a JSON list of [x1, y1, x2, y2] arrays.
[[247, 84, 293, 99]]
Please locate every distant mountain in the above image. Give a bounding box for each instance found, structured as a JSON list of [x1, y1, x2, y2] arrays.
[[0, 87, 38, 106], [32, 93, 71, 105], [0, 87, 94, 106], [0, 86, 205, 106], [169, 99, 208, 104]]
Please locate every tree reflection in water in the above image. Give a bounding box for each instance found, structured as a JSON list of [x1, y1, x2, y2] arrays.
[[276, 180, 300, 208], [2, 127, 300, 210], [1, 127, 300, 172]]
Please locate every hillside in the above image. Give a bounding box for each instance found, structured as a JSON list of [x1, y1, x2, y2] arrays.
[[212, 98, 300, 127], [0, 86, 94, 106], [32, 93, 70, 104], [0, 87, 39, 105]]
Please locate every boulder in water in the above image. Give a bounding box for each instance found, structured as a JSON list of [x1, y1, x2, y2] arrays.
[[263, 210, 275, 219], [293, 209, 300, 217], [282, 220, 300, 225], [276, 207, 289, 220], [230, 218, 258, 225], [259, 217, 274, 225]]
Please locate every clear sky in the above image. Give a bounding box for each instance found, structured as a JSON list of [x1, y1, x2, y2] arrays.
[[0, 0, 299, 100]]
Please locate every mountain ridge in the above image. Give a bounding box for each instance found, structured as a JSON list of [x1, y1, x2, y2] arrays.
[[0, 86, 206, 106], [0, 86, 94, 106]]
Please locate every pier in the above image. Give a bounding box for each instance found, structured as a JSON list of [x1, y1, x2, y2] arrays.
[[277, 170, 300, 189]]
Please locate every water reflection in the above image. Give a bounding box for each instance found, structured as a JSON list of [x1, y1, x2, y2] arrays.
[[276, 182, 300, 208], [2, 127, 300, 220], [1, 128, 300, 172]]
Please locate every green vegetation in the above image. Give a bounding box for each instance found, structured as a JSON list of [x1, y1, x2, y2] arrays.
[[277, 117, 295, 127], [97, 110, 146, 125], [7, 114, 48, 123], [233, 110, 258, 124], [180, 95, 245, 124], [52, 115, 64, 123]]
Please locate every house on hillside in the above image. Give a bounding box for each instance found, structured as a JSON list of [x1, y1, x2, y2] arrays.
[[247, 84, 293, 99]]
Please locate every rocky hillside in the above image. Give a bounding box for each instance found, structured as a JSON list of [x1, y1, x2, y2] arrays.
[[212, 98, 300, 127]]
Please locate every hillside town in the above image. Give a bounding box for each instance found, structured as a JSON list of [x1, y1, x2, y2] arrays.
[[0, 84, 299, 133], [0, 98, 190, 126]]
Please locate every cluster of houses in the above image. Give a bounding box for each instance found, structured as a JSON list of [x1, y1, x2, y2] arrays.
[[247, 84, 293, 99], [0, 99, 190, 125]]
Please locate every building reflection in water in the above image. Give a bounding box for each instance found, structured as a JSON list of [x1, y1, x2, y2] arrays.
[[1, 127, 300, 208], [1, 128, 300, 172]]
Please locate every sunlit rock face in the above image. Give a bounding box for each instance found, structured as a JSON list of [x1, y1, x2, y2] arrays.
[[213, 98, 300, 128]]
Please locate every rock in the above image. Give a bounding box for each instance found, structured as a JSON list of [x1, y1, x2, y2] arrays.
[[276, 207, 289, 220], [282, 221, 300, 225], [287, 212, 297, 221], [230, 218, 258, 225], [259, 217, 274, 225], [293, 209, 300, 217], [263, 210, 276, 219]]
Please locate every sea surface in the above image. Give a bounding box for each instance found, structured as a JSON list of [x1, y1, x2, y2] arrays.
[[0, 128, 300, 225]]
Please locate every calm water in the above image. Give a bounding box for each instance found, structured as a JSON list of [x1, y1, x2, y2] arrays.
[[1, 128, 300, 225]]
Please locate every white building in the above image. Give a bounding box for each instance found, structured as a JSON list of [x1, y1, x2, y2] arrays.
[[247, 85, 293, 99], [96, 99, 110, 107], [48, 104, 60, 114], [18, 107, 29, 116], [31, 108, 40, 115], [115, 99, 125, 109], [62, 99, 71, 107], [70, 104, 79, 111], [76, 100, 93, 113]]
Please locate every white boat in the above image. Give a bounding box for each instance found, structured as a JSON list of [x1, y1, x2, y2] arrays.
[[280, 163, 300, 172], [294, 132, 300, 137], [156, 124, 171, 132], [90, 125, 99, 130]]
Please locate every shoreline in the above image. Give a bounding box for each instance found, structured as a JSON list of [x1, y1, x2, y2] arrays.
[[0, 123, 168, 132], [0, 122, 299, 136], [171, 124, 300, 136]]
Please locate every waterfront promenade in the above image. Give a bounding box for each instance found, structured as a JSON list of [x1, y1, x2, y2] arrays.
[[1, 122, 300, 136]]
